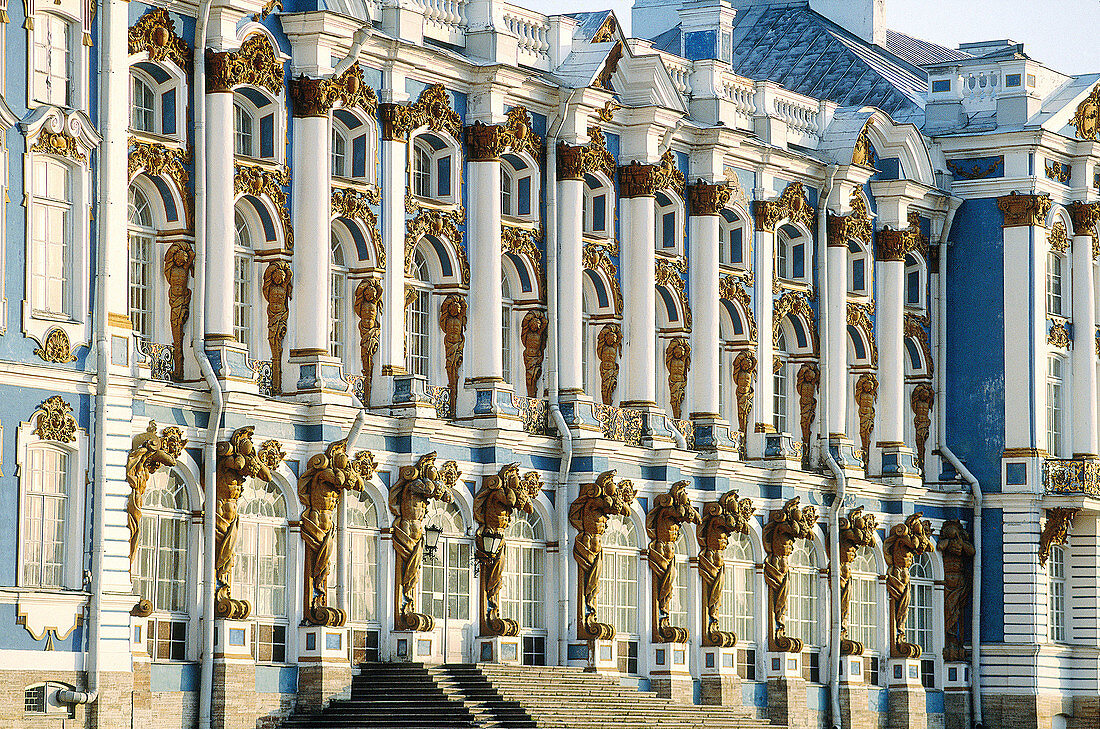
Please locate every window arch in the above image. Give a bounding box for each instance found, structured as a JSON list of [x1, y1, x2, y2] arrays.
[[347, 488, 380, 624], [234, 477, 289, 662], [583, 173, 613, 238], [721, 532, 756, 646], [787, 539, 820, 649], [133, 469, 191, 660], [719, 209, 748, 268], [776, 224, 811, 284], [1047, 354, 1067, 457], [502, 510, 547, 633], [598, 514, 639, 636], [906, 552, 934, 656], [411, 132, 458, 205], [1048, 543, 1066, 643], [233, 86, 281, 163]]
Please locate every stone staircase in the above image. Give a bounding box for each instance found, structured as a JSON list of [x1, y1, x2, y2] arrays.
[[281, 662, 780, 729]]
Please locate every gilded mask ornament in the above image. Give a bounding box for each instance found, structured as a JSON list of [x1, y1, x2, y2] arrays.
[[687, 180, 732, 217], [380, 84, 461, 142], [299, 439, 377, 626], [34, 328, 78, 364], [697, 491, 755, 647], [473, 464, 541, 637], [570, 471, 636, 641], [33, 396, 77, 443], [31, 128, 86, 163], [774, 291, 817, 350], [128, 8, 190, 67], [762, 497, 817, 652], [827, 191, 873, 247], [214, 427, 274, 619], [389, 452, 456, 631], [884, 513, 934, 658], [1072, 83, 1100, 142], [404, 207, 466, 283], [1038, 508, 1079, 567], [646, 481, 700, 643], [753, 181, 814, 232], [938, 520, 975, 662], [290, 65, 376, 118], [557, 126, 615, 181]]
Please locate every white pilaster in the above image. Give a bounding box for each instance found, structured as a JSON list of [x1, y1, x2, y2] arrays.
[[877, 258, 905, 445], [380, 136, 408, 377], [621, 194, 657, 406], [826, 241, 848, 437], [1001, 223, 1044, 452], [689, 212, 720, 417], [558, 177, 585, 393], [467, 159, 504, 381], [290, 114, 332, 359], [754, 227, 775, 437], [1072, 230, 1097, 456], [206, 90, 236, 340]]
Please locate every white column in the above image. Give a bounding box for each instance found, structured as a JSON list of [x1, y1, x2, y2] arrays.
[[290, 113, 331, 357], [753, 227, 775, 433], [380, 135, 407, 375], [558, 177, 585, 393], [1072, 228, 1098, 456], [688, 204, 720, 417], [620, 194, 657, 406], [826, 240, 848, 437], [205, 89, 236, 339], [877, 256, 905, 445], [467, 157, 504, 381]]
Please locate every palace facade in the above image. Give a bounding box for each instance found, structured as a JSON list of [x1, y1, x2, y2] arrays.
[[1, 0, 1099, 726]]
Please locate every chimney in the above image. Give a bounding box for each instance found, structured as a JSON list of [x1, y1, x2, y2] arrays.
[[809, 0, 885, 46]]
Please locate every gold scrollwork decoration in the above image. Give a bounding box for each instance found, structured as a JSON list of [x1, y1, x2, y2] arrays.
[[719, 275, 758, 343], [687, 180, 732, 217], [1039, 508, 1079, 566], [904, 313, 933, 376], [289, 65, 377, 118], [206, 33, 284, 95], [946, 157, 1002, 181], [1072, 83, 1100, 141], [656, 255, 691, 329], [828, 190, 873, 247], [998, 192, 1052, 229], [405, 207, 467, 284], [1048, 321, 1071, 349], [34, 328, 78, 364], [1045, 160, 1071, 185], [128, 8, 189, 67], [129, 138, 193, 224], [501, 225, 543, 279], [235, 164, 294, 252], [774, 290, 818, 350], [466, 106, 541, 162], [380, 84, 461, 142], [1048, 220, 1069, 254], [753, 181, 814, 232], [32, 395, 78, 443], [847, 302, 877, 366], [558, 126, 615, 181], [31, 128, 86, 162]]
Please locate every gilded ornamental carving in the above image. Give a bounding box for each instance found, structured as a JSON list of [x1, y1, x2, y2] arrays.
[[390, 452, 457, 631], [379, 84, 461, 142], [838, 507, 877, 656], [596, 323, 622, 406], [647, 481, 700, 643], [126, 422, 186, 579], [852, 122, 874, 167], [687, 180, 732, 216], [473, 464, 541, 637], [774, 291, 816, 349], [698, 491, 755, 647], [847, 302, 877, 366], [557, 126, 615, 181], [31, 128, 87, 163], [1068, 201, 1100, 239], [664, 337, 690, 420], [1071, 83, 1100, 142], [582, 239, 622, 314], [618, 150, 684, 199], [911, 383, 935, 477], [570, 470, 636, 641], [261, 261, 292, 395], [34, 328, 78, 364], [206, 33, 284, 95], [719, 276, 758, 342], [405, 207, 467, 284], [128, 8, 189, 67], [466, 106, 541, 162], [439, 294, 467, 417], [998, 192, 1052, 228], [235, 164, 294, 252], [299, 439, 377, 626], [855, 373, 878, 465], [1048, 322, 1070, 349], [520, 310, 548, 398], [827, 191, 873, 246], [164, 240, 195, 381], [884, 513, 934, 658], [904, 313, 933, 376], [1038, 507, 1078, 567], [33, 396, 77, 443], [656, 256, 691, 329], [763, 497, 817, 652], [876, 213, 925, 261], [732, 350, 756, 454], [796, 363, 819, 464], [290, 65, 376, 118], [938, 520, 975, 662], [333, 186, 384, 269], [215, 427, 275, 620], [753, 181, 814, 233], [353, 278, 383, 405], [501, 225, 543, 278]]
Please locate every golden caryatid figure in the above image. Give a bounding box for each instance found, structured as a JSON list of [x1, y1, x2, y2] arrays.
[[697, 490, 755, 647], [214, 426, 273, 620], [389, 452, 458, 631], [838, 507, 878, 656], [473, 464, 541, 637], [569, 470, 636, 641], [762, 496, 817, 652], [646, 481, 700, 643], [884, 512, 934, 658], [126, 422, 187, 610], [298, 438, 378, 626], [938, 519, 975, 662]]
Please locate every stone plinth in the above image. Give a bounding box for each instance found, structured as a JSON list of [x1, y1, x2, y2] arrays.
[[650, 642, 692, 703]]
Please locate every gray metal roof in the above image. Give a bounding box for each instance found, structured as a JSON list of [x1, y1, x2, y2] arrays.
[[886, 30, 971, 67]]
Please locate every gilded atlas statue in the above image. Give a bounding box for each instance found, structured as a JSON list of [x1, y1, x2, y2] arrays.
[[569, 471, 637, 642], [126, 421, 186, 615], [697, 490, 755, 647], [838, 506, 877, 656], [884, 512, 935, 658], [298, 438, 378, 626], [762, 497, 817, 652], [646, 481, 700, 643], [473, 464, 541, 637], [389, 452, 460, 632], [215, 426, 274, 620], [938, 519, 975, 662]]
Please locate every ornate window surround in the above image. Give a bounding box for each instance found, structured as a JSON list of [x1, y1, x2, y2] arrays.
[[20, 107, 100, 353], [128, 60, 188, 145], [410, 129, 461, 208], [24, 0, 91, 112]]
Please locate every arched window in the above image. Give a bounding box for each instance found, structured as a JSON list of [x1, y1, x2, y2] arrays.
[[30, 157, 72, 317], [787, 540, 819, 649], [133, 470, 190, 660], [20, 444, 70, 588], [347, 489, 380, 624], [774, 329, 790, 433], [330, 232, 348, 362], [721, 533, 755, 645], [234, 478, 288, 662], [332, 109, 375, 184], [129, 62, 184, 138], [234, 102, 255, 157], [719, 210, 747, 268], [233, 209, 255, 349], [33, 13, 73, 107], [1047, 355, 1066, 457], [906, 552, 934, 656], [411, 134, 455, 204], [1048, 543, 1066, 642], [502, 510, 546, 634], [905, 253, 925, 308], [848, 241, 869, 296], [775, 225, 809, 283], [132, 75, 156, 133], [502, 154, 536, 221], [598, 515, 639, 636], [583, 174, 612, 237], [129, 187, 157, 345], [332, 127, 348, 178], [502, 275, 514, 386], [406, 249, 432, 378], [848, 547, 879, 655]]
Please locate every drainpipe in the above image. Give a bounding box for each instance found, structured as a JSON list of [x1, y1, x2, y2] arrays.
[[332, 28, 369, 78], [933, 199, 982, 728], [814, 164, 843, 729], [193, 2, 222, 728], [546, 90, 577, 663]]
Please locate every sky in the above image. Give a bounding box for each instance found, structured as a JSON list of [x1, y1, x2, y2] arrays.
[[520, 0, 1100, 76]]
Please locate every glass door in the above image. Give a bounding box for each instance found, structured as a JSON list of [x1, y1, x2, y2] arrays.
[[422, 535, 473, 662]]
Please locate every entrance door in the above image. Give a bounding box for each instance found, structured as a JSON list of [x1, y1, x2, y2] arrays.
[[422, 536, 473, 662]]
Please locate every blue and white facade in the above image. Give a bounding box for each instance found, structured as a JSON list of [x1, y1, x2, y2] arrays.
[[0, 0, 1097, 725]]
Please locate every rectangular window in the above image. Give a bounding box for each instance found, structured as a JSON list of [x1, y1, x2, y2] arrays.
[[931, 79, 951, 93], [851, 258, 865, 293], [155, 516, 189, 612], [738, 648, 756, 681], [162, 88, 177, 136], [616, 639, 639, 675], [21, 446, 68, 588], [868, 655, 880, 686], [406, 288, 430, 378], [793, 242, 805, 279], [255, 525, 287, 617], [31, 159, 71, 317], [233, 253, 252, 346], [920, 658, 936, 689], [148, 619, 187, 661], [351, 628, 379, 664], [730, 228, 743, 264], [522, 635, 546, 666], [1006, 74, 1022, 88], [662, 211, 676, 248], [787, 568, 818, 646], [906, 581, 934, 654], [1047, 356, 1064, 457], [33, 14, 71, 106], [130, 232, 154, 345], [132, 77, 156, 133], [502, 306, 512, 386], [437, 156, 451, 198], [352, 135, 367, 179], [254, 623, 287, 663], [906, 269, 920, 305], [1047, 253, 1063, 315], [593, 194, 606, 233], [234, 105, 253, 157], [517, 177, 531, 217], [1048, 546, 1066, 642], [349, 530, 377, 623], [259, 114, 274, 159], [773, 362, 788, 433], [330, 271, 345, 360]]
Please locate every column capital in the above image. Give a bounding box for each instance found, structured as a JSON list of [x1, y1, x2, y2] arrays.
[[997, 192, 1052, 228], [557, 125, 615, 181], [289, 66, 377, 118], [827, 191, 873, 248], [875, 212, 925, 261], [465, 107, 541, 162], [752, 181, 814, 232], [379, 84, 461, 142], [687, 180, 731, 216], [618, 150, 684, 199], [206, 34, 285, 95], [1068, 201, 1100, 238]]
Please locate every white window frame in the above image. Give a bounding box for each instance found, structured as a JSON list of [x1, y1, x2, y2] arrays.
[[720, 532, 756, 647], [330, 230, 351, 365], [906, 552, 935, 657], [129, 186, 158, 347], [233, 206, 262, 355], [583, 173, 613, 239], [406, 249, 434, 381], [597, 514, 640, 637], [25, 0, 90, 111], [128, 60, 188, 143], [787, 539, 820, 649], [1047, 250, 1066, 317], [501, 510, 548, 633], [501, 153, 538, 224], [410, 132, 459, 206], [16, 415, 88, 591], [1047, 354, 1067, 457], [719, 209, 748, 270], [29, 12, 74, 109], [847, 240, 870, 297], [502, 275, 515, 387], [231, 85, 285, 165], [346, 488, 381, 625], [331, 108, 378, 186], [1048, 543, 1067, 643], [904, 252, 926, 310], [234, 476, 290, 662], [654, 191, 684, 256], [848, 547, 880, 657], [775, 226, 811, 285]]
